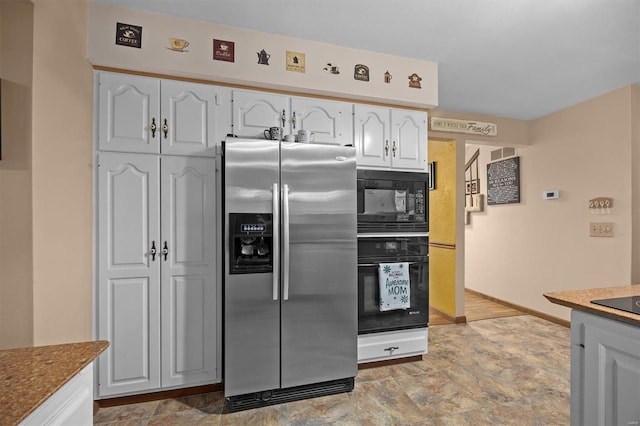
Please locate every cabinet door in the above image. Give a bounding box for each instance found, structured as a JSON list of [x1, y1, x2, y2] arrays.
[[581, 311, 640, 426], [160, 80, 227, 156], [160, 156, 217, 387], [353, 104, 391, 168], [290, 97, 352, 145], [98, 73, 160, 154], [390, 109, 427, 171], [97, 153, 161, 397], [231, 90, 289, 138]]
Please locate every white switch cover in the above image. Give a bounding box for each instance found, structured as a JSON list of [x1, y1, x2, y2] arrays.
[[590, 222, 613, 237]]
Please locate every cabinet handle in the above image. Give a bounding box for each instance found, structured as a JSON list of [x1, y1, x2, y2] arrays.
[[150, 240, 157, 261], [281, 109, 286, 128], [392, 141, 397, 157], [162, 241, 168, 261], [384, 140, 389, 156], [162, 119, 168, 139], [292, 111, 297, 130], [384, 346, 399, 352], [150, 118, 157, 138]]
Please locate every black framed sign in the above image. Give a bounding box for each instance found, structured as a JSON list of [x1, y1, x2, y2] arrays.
[[487, 156, 520, 205]]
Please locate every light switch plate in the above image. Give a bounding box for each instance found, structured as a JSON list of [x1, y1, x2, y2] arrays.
[[590, 222, 613, 237], [543, 190, 559, 200]]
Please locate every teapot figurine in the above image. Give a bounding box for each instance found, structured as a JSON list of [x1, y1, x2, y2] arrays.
[[257, 49, 270, 65]]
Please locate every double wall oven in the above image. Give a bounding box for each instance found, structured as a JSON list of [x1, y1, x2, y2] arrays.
[[356, 170, 429, 338]]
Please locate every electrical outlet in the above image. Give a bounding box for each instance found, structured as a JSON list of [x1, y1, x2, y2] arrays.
[[590, 222, 614, 237]]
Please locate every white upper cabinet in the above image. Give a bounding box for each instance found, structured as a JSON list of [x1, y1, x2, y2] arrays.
[[231, 90, 289, 139], [231, 89, 352, 145], [354, 104, 427, 171], [98, 73, 160, 154], [98, 72, 229, 156], [290, 97, 352, 145]]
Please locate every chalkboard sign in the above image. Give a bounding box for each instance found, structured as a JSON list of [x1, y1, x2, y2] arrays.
[[487, 157, 520, 205]]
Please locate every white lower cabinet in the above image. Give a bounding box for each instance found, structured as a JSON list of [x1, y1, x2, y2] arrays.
[[571, 310, 640, 426], [21, 364, 94, 425], [96, 152, 217, 397], [357, 328, 428, 363]]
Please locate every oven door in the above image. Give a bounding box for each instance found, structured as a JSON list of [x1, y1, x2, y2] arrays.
[[357, 256, 429, 334]]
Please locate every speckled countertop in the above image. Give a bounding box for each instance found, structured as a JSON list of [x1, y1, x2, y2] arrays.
[[545, 284, 640, 327], [0, 340, 108, 425]]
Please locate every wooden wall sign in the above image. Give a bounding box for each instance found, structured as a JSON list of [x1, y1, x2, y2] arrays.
[[430, 117, 497, 136], [487, 156, 520, 205]]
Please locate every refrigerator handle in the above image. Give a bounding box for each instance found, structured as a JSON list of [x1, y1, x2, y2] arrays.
[[283, 183, 290, 301], [272, 183, 279, 301]]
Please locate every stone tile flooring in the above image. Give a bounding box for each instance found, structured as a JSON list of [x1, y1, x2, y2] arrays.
[[94, 315, 570, 425]]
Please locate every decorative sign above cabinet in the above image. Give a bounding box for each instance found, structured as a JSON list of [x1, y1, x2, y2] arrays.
[[430, 117, 497, 137]]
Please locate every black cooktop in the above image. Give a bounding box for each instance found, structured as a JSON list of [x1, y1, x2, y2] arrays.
[[591, 296, 640, 315]]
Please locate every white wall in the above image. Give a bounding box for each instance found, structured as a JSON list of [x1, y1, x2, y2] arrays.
[[465, 87, 634, 322]]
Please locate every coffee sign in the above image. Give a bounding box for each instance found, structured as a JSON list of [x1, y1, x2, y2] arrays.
[[213, 39, 235, 62], [115, 22, 142, 48]]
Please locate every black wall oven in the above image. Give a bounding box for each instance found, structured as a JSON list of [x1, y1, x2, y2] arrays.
[[358, 235, 429, 334], [357, 170, 428, 233], [357, 169, 429, 335]]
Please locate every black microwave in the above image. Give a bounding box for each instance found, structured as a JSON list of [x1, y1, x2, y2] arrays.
[[357, 170, 428, 233]]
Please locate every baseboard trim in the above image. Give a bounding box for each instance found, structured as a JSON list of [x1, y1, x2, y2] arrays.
[[96, 383, 223, 408], [429, 305, 467, 324], [465, 288, 570, 328]]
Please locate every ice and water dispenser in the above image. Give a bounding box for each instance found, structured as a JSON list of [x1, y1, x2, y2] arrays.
[[228, 213, 273, 274]]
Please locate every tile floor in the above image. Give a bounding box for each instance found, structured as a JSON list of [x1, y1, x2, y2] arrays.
[[94, 315, 570, 425]]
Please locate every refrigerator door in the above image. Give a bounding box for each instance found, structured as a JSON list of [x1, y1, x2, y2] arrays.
[[223, 138, 280, 397], [280, 142, 358, 388]]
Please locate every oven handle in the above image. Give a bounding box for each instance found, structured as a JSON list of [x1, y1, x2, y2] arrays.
[[358, 262, 423, 267], [357, 232, 429, 238]]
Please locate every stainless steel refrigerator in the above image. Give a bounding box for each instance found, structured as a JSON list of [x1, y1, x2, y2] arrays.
[[222, 137, 357, 411]]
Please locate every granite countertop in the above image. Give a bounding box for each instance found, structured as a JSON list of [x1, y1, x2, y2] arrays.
[[544, 284, 640, 327], [0, 340, 109, 425]]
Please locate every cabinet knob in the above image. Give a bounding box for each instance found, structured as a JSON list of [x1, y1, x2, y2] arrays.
[[150, 240, 157, 261], [150, 118, 157, 138], [292, 111, 297, 130], [392, 141, 397, 157], [162, 241, 169, 261], [384, 140, 389, 156], [162, 119, 168, 139]]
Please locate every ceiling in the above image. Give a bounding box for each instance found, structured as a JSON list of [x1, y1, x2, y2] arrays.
[[93, 0, 640, 120]]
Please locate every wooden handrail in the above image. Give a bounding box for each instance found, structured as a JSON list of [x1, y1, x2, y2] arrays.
[[465, 149, 480, 171]]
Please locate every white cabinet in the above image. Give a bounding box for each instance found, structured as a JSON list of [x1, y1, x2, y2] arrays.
[[97, 72, 229, 156], [21, 364, 94, 426], [231, 89, 352, 145], [354, 105, 427, 171], [570, 310, 640, 426], [357, 328, 428, 364], [96, 152, 217, 397]]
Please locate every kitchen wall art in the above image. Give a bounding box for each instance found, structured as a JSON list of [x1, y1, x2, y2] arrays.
[[354, 64, 369, 81], [286, 51, 305, 72], [213, 39, 235, 62], [487, 156, 520, 205], [257, 49, 270, 65], [408, 73, 422, 88], [323, 63, 340, 74], [167, 37, 189, 52], [115, 22, 142, 48]]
